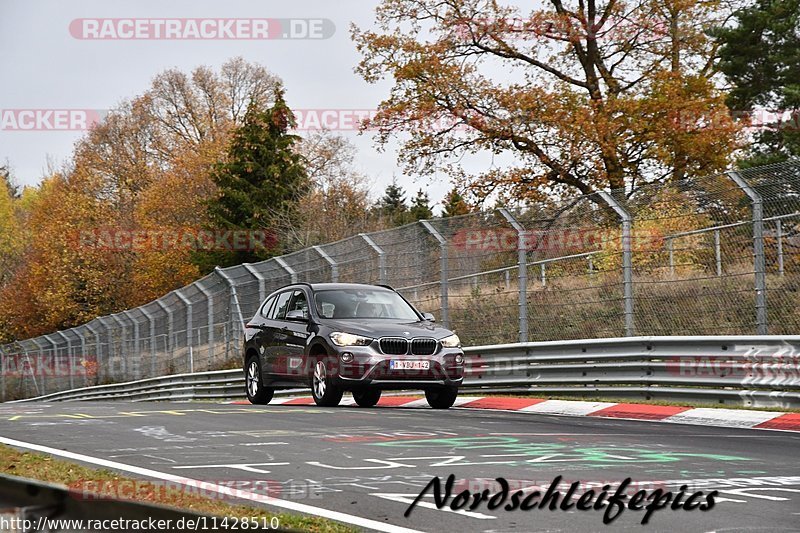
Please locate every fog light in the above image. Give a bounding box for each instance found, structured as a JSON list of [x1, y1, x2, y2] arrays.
[[340, 352, 354, 363], [454, 353, 464, 364]]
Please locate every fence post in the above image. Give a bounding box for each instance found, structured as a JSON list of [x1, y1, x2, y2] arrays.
[[420, 219, 449, 328], [140, 308, 157, 376], [359, 233, 387, 285], [243, 263, 267, 303], [108, 314, 128, 379], [274, 256, 298, 284], [175, 289, 193, 373], [31, 338, 47, 395], [84, 323, 101, 384], [597, 191, 635, 337], [776, 219, 784, 276], [215, 267, 246, 361], [727, 171, 768, 334], [0, 345, 5, 401], [55, 331, 73, 389], [155, 300, 174, 360], [196, 282, 215, 370], [313, 245, 339, 283], [123, 311, 140, 379], [714, 230, 722, 276], [498, 208, 528, 343]]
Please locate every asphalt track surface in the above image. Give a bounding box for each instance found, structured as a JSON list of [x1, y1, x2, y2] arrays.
[[1, 401, 799, 533]]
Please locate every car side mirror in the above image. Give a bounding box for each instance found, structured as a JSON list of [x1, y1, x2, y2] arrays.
[[286, 309, 307, 321], [421, 312, 436, 322]]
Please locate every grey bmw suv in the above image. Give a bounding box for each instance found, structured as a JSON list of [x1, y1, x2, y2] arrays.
[[243, 283, 465, 408]]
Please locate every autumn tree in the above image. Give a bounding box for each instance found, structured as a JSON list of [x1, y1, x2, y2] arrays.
[[353, 0, 743, 204], [290, 131, 378, 247], [715, 0, 800, 167], [198, 93, 310, 271], [441, 187, 472, 217]]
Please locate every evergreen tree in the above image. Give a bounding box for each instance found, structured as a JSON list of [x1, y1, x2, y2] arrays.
[[196, 92, 309, 271], [441, 188, 471, 218], [376, 179, 409, 226], [409, 189, 433, 221], [715, 0, 800, 166]]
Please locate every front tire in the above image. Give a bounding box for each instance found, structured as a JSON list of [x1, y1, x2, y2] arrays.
[[245, 356, 274, 405], [353, 389, 381, 407], [311, 358, 343, 407], [425, 386, 458, 409]]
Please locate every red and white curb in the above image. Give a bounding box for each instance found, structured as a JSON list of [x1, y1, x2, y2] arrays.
[[231, 396, 800, 432]]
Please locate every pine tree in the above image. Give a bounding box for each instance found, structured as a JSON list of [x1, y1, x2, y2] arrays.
[[376, 179, 408, 226], [441, 188, 471, 218], [409, 189, 433, 221], [197, 91, 309, 270], [715, 0, 800, 166]]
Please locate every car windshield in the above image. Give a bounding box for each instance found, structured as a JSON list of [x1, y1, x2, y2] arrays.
[[314, 289, 420, 320]]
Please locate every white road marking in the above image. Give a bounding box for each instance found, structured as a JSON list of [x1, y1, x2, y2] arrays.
[[0, 436, 424, 533], [172, 462, 290, 474]]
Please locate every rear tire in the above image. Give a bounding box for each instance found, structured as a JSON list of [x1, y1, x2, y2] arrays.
[[311, 358, 343, 407], [245, 356, 274, 405], [353, 389, 381, 407], [425, 386, 458, 409]]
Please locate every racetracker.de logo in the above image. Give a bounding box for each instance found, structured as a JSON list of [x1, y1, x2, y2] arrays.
[[0, 109, 105, 131], [75, 228, 278, 252], [69, 18, 335, 40]]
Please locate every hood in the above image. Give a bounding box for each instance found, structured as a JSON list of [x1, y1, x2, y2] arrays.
[[318, 318, 454, 340]]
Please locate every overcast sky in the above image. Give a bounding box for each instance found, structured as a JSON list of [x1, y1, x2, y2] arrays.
[[0, 0, 475, 210]]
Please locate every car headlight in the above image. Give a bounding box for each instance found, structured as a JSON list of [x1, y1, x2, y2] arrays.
[[440, 334, 461, 348], [330, 332, 373, 347]]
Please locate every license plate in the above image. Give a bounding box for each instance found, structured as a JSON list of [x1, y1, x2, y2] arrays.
[[390, 360, 430, 370]]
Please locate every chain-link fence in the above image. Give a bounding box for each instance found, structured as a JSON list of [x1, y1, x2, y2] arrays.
[[2, 160, 799, 400]]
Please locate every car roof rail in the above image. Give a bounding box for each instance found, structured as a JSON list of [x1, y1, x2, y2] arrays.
[[376, 284, 395, 291]]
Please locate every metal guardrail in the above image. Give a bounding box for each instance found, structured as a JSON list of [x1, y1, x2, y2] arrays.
[[12, 336, 800, 409]]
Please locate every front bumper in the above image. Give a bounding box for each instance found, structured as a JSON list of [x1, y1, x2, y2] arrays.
[[330, 345, 464, 390]]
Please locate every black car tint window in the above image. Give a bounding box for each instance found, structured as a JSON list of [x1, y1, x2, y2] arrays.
[[288, 290, 309, 318], [259, 296, 277, 318], [270, 291, 292, 320]]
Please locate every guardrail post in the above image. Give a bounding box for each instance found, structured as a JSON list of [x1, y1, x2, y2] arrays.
[[196, 283, 215, 370], [727, 171, 768, 334], [274, 256, 298, 284], [175, 290, 193, 373], [419, 220, 449, 328], [597, 191, 635, 337], [359, 233, 387, 285], [313, 245, 339, 283], [498, 208, 528, 343], [776, 219, 784, 276]]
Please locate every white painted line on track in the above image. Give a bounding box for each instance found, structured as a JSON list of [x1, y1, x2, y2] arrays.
[[0, 436, 424, 533]]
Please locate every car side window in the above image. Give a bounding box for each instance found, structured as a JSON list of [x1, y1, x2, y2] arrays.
[[269, 291, 292, 320], [288, 290, 309, 319], [259, 295, 277, 318]]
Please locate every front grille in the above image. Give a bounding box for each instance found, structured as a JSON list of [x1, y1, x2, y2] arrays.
[[380, 338, 409, 355], [411, 338, 437, 355]]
